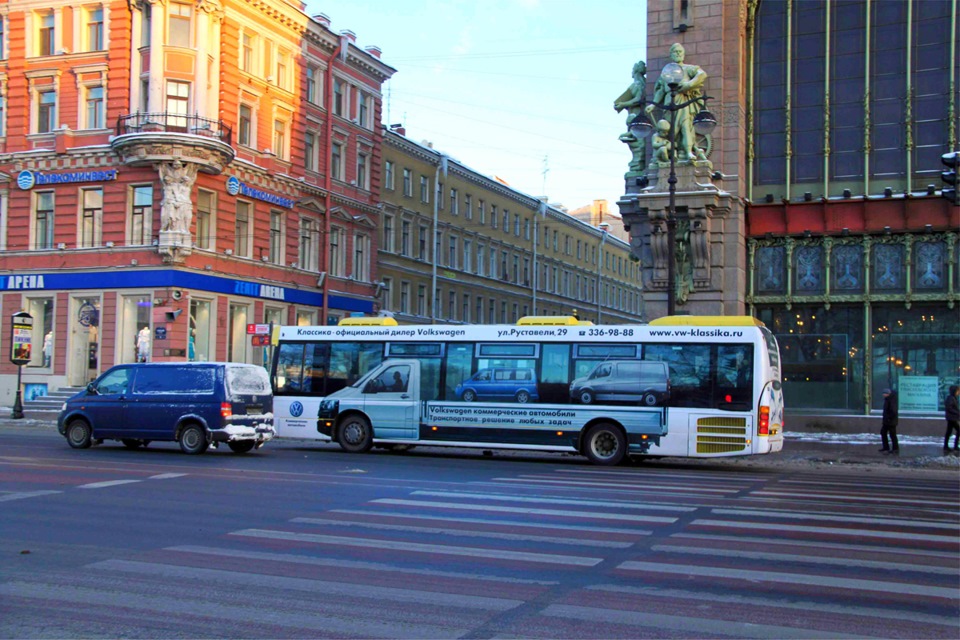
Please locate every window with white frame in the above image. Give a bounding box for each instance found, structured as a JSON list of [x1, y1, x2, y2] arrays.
[[272, 118, 287, 159], [382, 214, 395, 253], [241, 32, 256, 72], [477, 244, 485, 275], [165, 80, 189, 128], [36, 89, 56, 133], [419, 175, 429, 203], [403, 168, 412, 197], [437, 182, 444, 209], [465, 194, 472, 220], [502, 210, 509, 233], [238, 103, 253, 146], [358, 92, 369, 128], [333, 79, 344, 117], [400, 220, 410, 256], [463, 239, 472, 273], [34, 192, 55, 250], [418, 225, 428, 260], [489, 247, 496, 278], [130, 185, 152, 246], [448, 236, 457, 269], [84, 86, 104, 129], [80, 188, 102, 248], [524, 218, 530, 240], [85, 6, 104, 51], [304, 131, 317, 171], [356, 152, 369, 189], [276, 50, 290, 90], [269, 210, 283, 263], [235, 200, 252, 257], [168, 3, 192, 48], [450, 188, 458, 215], [329, 226, 344, 276], [195, 189, 214, 250], [384, 161, 395, 190], [514, 213, 520, 237], [298, 217, 319, 271], [353, 233, 369, 281], [305, 66, 320, 104], [37, 11, 55, 56], [331, 142, 344, 180], [417, 284, 426, 316], [491, 205, 497, 229]]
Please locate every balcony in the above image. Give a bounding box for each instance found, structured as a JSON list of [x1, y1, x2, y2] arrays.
[[111, 112, 235, 174]]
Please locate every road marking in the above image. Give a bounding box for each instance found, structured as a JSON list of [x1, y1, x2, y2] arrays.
[[291, 517, 635, 548], [712, 507, 959, 530], [492, 476, 740, 493], [330, 509, 653, 536], [148, 473, 188, 480], [77, 479, 142, 489], [543, 603, 860, 639], [0, 490, 62, 502], [231, 528, 604, 566], [670, 532, 959, 559], [411, 489, 695, 512], [372, 498, 678, 524], [749, 490, 957, 508], [651, 544, 960, 574], [690, 518, 959, 543], [616, 561, 960, 598]]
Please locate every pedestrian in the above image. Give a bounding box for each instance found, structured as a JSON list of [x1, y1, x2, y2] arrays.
[[880, 388, 899, 455], [944, 384, 959, 455]]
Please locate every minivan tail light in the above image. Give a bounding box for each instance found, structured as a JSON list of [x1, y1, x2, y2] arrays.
[[758, 405, 770, 435], [220, 402, 232, 418]]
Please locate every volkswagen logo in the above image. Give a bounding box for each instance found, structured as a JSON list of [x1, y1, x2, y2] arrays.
[[289, 401, 304, 417]]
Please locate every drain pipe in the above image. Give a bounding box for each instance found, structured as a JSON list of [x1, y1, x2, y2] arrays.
[[321, 35, 345, 325]]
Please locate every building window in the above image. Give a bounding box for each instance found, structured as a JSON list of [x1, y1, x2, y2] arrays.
[[450, 188, 459, 215], [463, 239, 472, 273], [384, 161, 395, 190], [80, 188, 102, 248], [195, 189, 214, 250], [276, 50, 289, 90], [465, 194, 472, 220], [238, 104, 252, 146], [165, 80, 190, 128], [304, 131, 317, 171], [489, 247, 497, 278], [514, 213, 520, 236], [272, 119, 287, 159], [491, 205, 498, 229], [0, 93, 5, 136], [437, 183, 444, 209], [269, 210, 283, 263], [130, 185, 152, 246], [448, 291, 456, 320], [305, 66, 319, 104], [417, 284, 426, 316], [357, 153, 369, 190], [524, 219, 531, 241], [299, 217, 319, 271], [331, 142, 344, 180], [353, 234, 369, 281], [168, 3, 192, 48], [418, 225, 428, 260], [37, 11, 55, 56], [37, 90, 56, 133], [420, 175, 429, 203], [34, 192, 54, 250], [329, 226, 344, 276], [400, 281, 410, 314], [382, 215, 395, 253], [358, 92, 369, 127], [477, 244, 485, 275], [403, 168, 413, 197], [478, 200, 485, 224], [85, 6, 104, 51], [333, 79, 344, 117], [84, 86, 104, 129], [400, 220, 410, 256], [235, 201, 251, 258], [448, 236, 457, 269], [462, 294, 470, 323], [241, 33, 255, 72], [502, 210, 509, 232]]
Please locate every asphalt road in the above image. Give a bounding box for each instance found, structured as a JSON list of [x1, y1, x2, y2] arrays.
[[1, 426, 958, 639]]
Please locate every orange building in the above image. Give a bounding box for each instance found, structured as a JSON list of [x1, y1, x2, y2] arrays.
[[0, 0, 394, 402]]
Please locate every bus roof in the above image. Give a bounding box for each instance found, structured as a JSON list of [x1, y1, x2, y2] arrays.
[[516, 316, 593, 326], [338, 317, 399, 326], [649, 315, 765, 327]]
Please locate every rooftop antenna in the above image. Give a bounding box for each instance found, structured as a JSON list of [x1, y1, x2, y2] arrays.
[[541, 155, 549, 196]]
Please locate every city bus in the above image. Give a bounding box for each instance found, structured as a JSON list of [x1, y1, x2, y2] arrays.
[[270, 315, 784, 465]]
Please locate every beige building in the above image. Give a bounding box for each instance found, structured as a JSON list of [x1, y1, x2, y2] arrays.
[[378, 128, 644, 325]]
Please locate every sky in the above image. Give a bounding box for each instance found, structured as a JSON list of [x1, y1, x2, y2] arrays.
[[303, 0, 648, 213]]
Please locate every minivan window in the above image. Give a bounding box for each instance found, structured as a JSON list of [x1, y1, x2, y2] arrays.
[[134, 366, 216, 394], [97, 368, 132, 394], [226, 365, 271, 396]]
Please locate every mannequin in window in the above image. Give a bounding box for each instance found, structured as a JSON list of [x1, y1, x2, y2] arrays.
[[136, 326, 151, 362], [43, 331, 53, 367]]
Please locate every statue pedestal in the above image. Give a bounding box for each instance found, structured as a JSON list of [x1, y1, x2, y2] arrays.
[[158, 230, 192, 263]]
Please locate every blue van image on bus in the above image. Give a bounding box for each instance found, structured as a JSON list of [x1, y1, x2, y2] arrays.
[[57, 362, 275, 454], [455, 367, 539, 403]]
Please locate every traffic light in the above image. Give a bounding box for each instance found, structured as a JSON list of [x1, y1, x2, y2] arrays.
[[942, 151, 959, 205]]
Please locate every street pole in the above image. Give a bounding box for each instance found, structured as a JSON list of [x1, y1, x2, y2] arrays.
[[11, 364, 24, 419], [667, 89, 678, 317]]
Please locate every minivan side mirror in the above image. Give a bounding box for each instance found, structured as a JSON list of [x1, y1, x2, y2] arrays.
[[363, 381, 378, 394], [86, 382, 99, 395]]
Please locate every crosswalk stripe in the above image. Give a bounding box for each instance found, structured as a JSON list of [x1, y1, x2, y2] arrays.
[[291, 517, 635, 548], [650, 544, 960, 574], [542, 603, 860, 639], [711, 507, 959, 530], [750, 490, 957, 508], [148, 473, 188, 480], [92, 559, 525, 611], [493, 476, 740, 493], [168, 544, 559, 585], [329, 509, 652, 537], [372, 498, 678, 523], [670, 532, 959, 559], [0, 490, 62, 502], [77, 480, 142, 489], [231, 528, 604, 566], [690, 518, 960, 543], [411, 489, 695, 512], [616, 561, 959, 598]]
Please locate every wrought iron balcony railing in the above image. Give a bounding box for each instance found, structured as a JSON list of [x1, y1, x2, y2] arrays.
[[115, 112, 233, 146]]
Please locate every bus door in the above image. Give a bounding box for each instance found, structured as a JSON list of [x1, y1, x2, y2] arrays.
[[360, 360, 420, 440]]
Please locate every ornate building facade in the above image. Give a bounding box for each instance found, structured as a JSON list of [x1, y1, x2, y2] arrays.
[[621, 0, 958, 415], [0, 0, 394, 403], [379, 128, 645, 325]]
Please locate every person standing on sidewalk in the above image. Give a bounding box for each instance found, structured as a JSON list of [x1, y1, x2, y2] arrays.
[[944, 385, 959, 454], [880, 388, 899, 455]]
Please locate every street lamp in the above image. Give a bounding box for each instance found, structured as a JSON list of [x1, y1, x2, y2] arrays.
[[629, 67, 716, 316]]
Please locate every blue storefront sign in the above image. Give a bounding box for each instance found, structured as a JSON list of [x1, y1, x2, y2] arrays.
[[17, 169, 117, 190], [226, 176, 294, 208], [2, 270, 372, 313]]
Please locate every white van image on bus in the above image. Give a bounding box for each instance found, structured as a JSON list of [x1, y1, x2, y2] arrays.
[[570, 360, 670, 406]]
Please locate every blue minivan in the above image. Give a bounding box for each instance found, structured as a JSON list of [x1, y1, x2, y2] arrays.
[[455, 367, 539, 403], [57, 362, 275, 454]]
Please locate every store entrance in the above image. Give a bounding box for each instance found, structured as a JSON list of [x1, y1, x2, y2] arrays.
[[69, 296, 101, 386]]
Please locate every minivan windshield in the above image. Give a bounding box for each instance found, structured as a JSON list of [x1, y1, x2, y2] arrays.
[[226, 365, 271, 396]]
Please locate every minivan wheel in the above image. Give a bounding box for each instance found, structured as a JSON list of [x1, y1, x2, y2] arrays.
[[227, 440, 256, 454], [338, 415, 373, 453], [641, 393, 658, 406], [583, 423, 626, 466], [579, 389, 595, 404], [516, 390, 531, 403], [178, 424, 209, 455], [121, 439, 143, 449], [462, 389, 476, 402], [66, 420, 93, 449]]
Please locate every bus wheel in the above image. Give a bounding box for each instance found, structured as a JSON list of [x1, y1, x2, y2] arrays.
[[583, 423, 626, 466], [338, 415, 373, 453]]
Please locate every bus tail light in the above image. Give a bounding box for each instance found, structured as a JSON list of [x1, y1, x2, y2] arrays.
[[758, 406, 770, 435], [220, 402, 233, 418]]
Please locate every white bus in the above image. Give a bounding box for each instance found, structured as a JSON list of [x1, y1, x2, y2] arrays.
[[270, 315, 784, 465]]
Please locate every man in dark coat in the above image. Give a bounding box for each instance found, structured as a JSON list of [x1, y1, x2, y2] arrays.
[[944, 385, 959, 454], [880, 388, 899, 455]]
